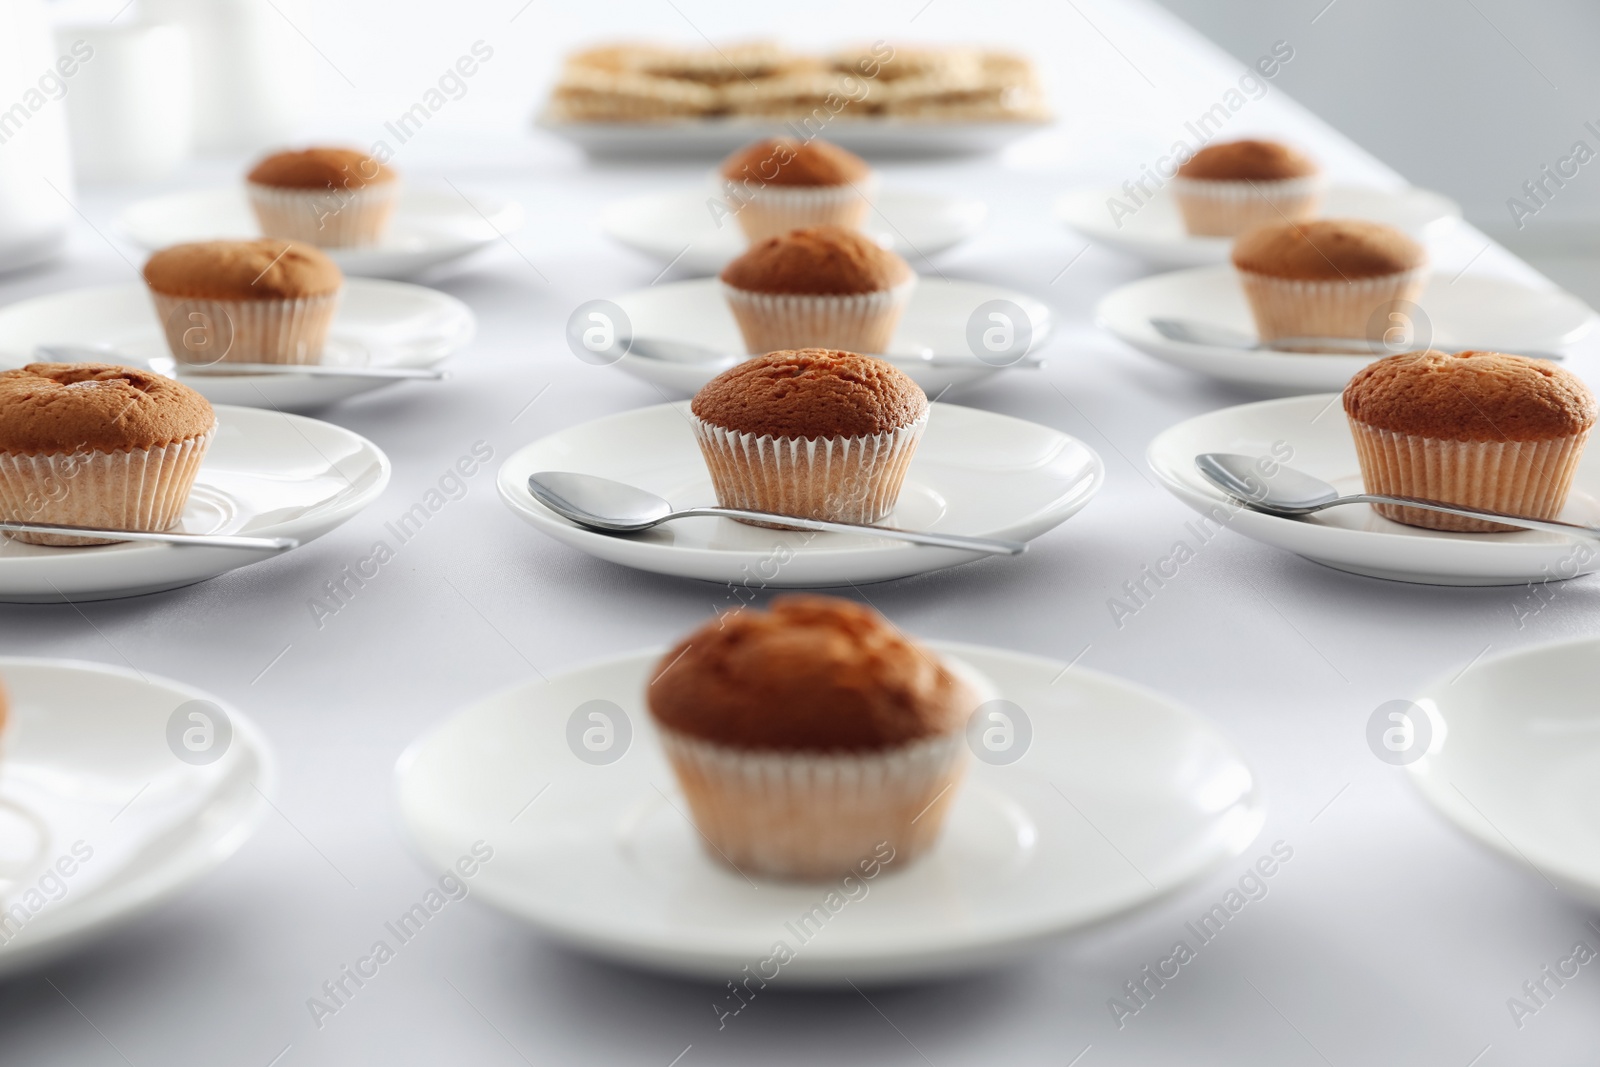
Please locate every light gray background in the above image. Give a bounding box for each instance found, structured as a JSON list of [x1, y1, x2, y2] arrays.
[[4, 1, 1599, 1064]]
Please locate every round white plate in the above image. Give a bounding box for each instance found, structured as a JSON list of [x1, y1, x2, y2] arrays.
[[1056, 183, 1460, 268], [0, 280, 474, 411], [601, 186, 987, 274], [395, 642, 1263, 984], [1409, 638, 1600, 908], [537, 115, 1052, 160], [116, 186, 525, 280], [1148, 393, 1600, 586], [0, 658, 271, 976], [1099, 266, 1594, 394], [606, 277, 1052, 398], [498, 401, 1102, 586], [0, 405, 389, 602]]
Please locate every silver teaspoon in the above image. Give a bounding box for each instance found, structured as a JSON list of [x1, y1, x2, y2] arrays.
[[1196, 452, 1600, 540], [527, 471, 1026, 555], [0, 520, 297, 551], [1150, 319, 1565, 361], [626, 337, 1042, 370], [34, 344, 447, 380]]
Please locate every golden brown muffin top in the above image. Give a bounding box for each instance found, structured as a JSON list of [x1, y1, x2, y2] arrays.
[[1344, 350, 1597, 442], [247, 147, 396, 190], [0, 363, 215, 454], [1232, 219, 1425, 281], [1177, 139, 1318, 181], [720, 225, 912, 294], [647, 595, 977, 751], [719, 137, 870, 186], [143, 240, 343, 300], [691, 348, 927, 438]]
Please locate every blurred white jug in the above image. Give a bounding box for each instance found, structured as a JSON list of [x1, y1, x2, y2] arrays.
[[58, 23, 193, 185], [0, 0, 76, 273]]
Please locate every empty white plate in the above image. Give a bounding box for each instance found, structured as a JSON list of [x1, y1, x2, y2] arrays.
[[0, 658, 271, 976], [0, 280, 474, 411], [498, 401, 1101, 586], [0, 405, 389, 602], [1148, 393, 1600, 585], [1409, 638, 1600, 908], [116, 186, 525, 280], [1056, 183, 1460, 269], [601, 186, 987, 274], [1099, 266, 1594, 394], [395, 642, 1263, 984], [605, 277, 1052, 398]]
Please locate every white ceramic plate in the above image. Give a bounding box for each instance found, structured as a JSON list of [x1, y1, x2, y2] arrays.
[[0, 405, 389, 602], [601, 186, 987, 274], [537, 115, 1051, 160], [498, 401, 1101, 587], [395, 642, 1263, 984], [1099, 266, 1594, 394], [1409, 638, 1600, 908], [1148, 393, 1600, 586], [606, 277, 1052, 398], [0, 280, 474, 411], [1056, 184, 1460, 268], [0, 658, 271, 976], [116, 186, 525, 280]]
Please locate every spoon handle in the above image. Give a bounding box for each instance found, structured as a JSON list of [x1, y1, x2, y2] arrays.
[[178, 364, 447, 380], [677, 508, 1027, 555], [0, 521, 298, 551], [1343, 494, 1600, 540]]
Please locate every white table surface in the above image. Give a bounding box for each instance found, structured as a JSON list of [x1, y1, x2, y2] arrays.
[[4, 1, 1599, 1064]]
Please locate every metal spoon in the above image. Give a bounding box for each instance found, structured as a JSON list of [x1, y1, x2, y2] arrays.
[[34, 344, 448, 380], [1151, 319, 1565, 361], [1196, 452, 1599, 540], [0, 520, 297, 551], [627, 337, 1042, 370], [527, 471, 1026, 555]]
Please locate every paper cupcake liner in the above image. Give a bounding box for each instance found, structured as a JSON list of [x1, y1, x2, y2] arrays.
[[723, 174, 879, 243], [1236, 268, 1426, 344], [1348, 420, 1589, 533], [690, 410, 927, 527], [657, 727, 968, 881], [0, 425, 215, 546], [1169, 174, 1326, 237], [150, 290, 341, 365], [246, 181, 399, 248], [721, 277, 915, 355]]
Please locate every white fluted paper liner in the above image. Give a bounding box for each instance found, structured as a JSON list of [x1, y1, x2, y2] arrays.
[[725, 173, 879, 243], [0, 424, 215, 546], [1236, 268, 1426, 344], [1348, 419, 1589, 533], [246, 181, 399, 248], [1169, 174, 1326, 236], [658, 727, 968, 880], [690, 409, 927, 528], [721, 276, 915, 355], [150, 289, 341, 366]]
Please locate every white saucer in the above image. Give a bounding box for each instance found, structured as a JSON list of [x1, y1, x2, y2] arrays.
[[1148, 393, 1600, 586], [116, 186, 525, 280], [606, 277, 1052, 398], [0, 280, 474, 411], [0, 405, 389, 602], [498, 401, 1102, 586], [0, 658, 271, 976], [1099, 266, 1594, 394], [1056, 183, 1460, 268], [601, 187, 987, 274], [1409, 638, 1600, 907], [395, 642, 1263, 984]]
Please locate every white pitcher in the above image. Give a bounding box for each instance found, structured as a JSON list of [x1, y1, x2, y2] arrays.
[[0, 0, 75, 274]]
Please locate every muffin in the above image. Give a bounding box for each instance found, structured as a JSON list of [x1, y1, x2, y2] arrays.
[[720, 226, 914, 354], [647, 595, 982, 880], [1344, 350, 1596, 532], [1231, 219, 1427, 346], [143, 240, 343, 366], [1170, 139, 1324, 237], [690, 348, 928, 526], [719, 137, 875, 242], [0, 364, 215, 546], [246, 147, 398, 248]]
